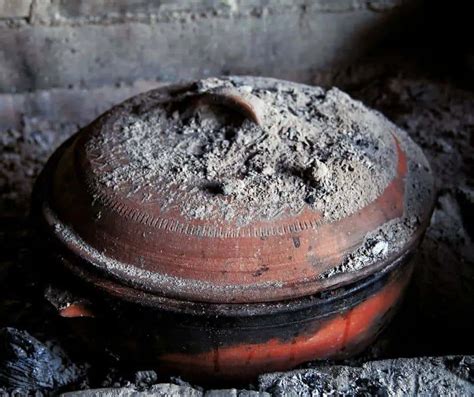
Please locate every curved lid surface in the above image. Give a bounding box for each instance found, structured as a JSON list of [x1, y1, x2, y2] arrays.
[[38, 77, 435, 303]]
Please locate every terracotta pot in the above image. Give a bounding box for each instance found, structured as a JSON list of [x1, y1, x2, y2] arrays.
[[32, 77, 435, 381]]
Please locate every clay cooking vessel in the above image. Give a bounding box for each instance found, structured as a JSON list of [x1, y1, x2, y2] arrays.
[[32, 76, 435, 381]]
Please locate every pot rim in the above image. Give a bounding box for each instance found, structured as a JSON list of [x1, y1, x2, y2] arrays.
[[36, 207, 420, 318], [32, 80, 436, 308]]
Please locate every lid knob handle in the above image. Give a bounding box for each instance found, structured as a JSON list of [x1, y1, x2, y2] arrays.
[[192, 87, 266, 126]]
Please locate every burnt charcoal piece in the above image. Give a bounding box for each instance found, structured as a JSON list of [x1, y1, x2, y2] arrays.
[[0, 327, 82, 392]]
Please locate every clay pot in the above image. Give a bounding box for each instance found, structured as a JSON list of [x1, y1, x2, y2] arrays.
[[32, 77, 435, 381]]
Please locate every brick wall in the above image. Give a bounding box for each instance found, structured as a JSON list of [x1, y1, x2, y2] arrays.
[[0, 0, 412, 93]]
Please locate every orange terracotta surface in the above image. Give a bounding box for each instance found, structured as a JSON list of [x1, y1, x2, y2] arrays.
[[160, 269, 409, 379], [59, 303, 95, 318]]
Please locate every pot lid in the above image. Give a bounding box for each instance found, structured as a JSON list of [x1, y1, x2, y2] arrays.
[[36, 77, 434, 304]]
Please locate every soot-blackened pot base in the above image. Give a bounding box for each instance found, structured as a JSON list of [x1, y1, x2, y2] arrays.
[[39, 234, 415, 383], [33, 76, 435, 381]]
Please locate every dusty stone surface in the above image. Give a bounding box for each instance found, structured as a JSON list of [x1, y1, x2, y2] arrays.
[[259, 356, 474, 396], [61, 385, 271, 396], [204, 390, 270, 397], [61, 384, 203, 397]]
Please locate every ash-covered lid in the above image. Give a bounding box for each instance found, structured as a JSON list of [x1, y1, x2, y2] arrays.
[[36, 77, 434, 304]]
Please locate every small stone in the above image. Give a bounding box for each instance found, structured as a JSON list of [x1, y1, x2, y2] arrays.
[[307, 159, 328, 183], [151, 384, 203, 396], [204, 390, 270, 397], [134, 370, 158, 386], [371, 240, 388, 256], [205, 390, 237, 397], [239, 85, 253, 93], [61, 388, 137, 397], [261, 165, 274, 176], [222, 179, 245, 196]]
